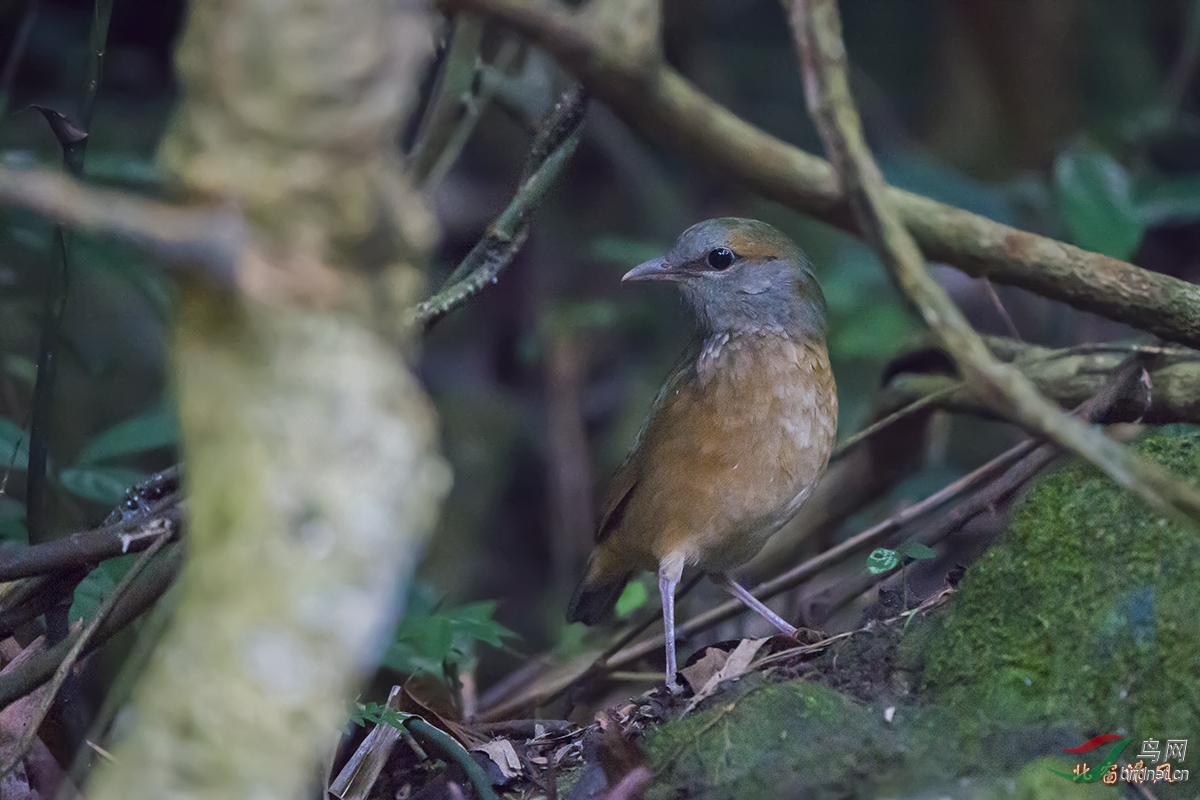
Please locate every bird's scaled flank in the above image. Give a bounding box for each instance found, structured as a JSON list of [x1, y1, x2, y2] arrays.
[[568, 218, 838, 692]]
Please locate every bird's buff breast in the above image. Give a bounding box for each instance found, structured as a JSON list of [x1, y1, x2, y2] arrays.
[[632, 331, 838, 572]]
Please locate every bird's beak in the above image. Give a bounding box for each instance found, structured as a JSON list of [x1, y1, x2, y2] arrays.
[[622, 256, 674, 282]]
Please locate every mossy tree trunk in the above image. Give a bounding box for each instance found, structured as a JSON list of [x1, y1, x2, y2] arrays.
[[85, 1, 449, 798]]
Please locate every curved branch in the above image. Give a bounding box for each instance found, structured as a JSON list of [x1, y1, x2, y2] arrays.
[[784, 0, 1200, 526], [439, 0, 1200, 350]]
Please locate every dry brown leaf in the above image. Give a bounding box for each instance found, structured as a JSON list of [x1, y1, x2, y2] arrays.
[[679, 647, 729, 694], [683, 637, 768, 714], [471, 739, 521, 780], [398, 675, 483, 747]]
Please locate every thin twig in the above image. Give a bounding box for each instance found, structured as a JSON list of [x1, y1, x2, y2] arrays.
[[408, 15, 486, 181], [981, 278, 1021, 341], [750, 587, 954, 671], [424, 38, 524, 189], [413, 86, 588, 329], [830, 383, 959, 460], [0, 529, 170, 778], [26, 0, 116, 550], [785, 0, 1200, 527], [78, 0, 115, 138]]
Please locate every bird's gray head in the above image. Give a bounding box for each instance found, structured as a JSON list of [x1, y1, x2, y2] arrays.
[[622, 218, 827, 339]]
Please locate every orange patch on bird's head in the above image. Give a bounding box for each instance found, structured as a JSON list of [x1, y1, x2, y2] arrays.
[[724, 230, 782, 261], [720, 220, 802, 263]]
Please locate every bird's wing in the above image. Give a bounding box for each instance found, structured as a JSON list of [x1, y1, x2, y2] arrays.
[[595, 343, 699, 544]]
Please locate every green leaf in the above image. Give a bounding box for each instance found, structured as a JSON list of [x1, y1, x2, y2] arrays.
[[70, 554, 138, 624], [615, 579, 649, 617], [384, 599, 517, 676], [0, 417, 30, 469], [75, 406, 178, 466], [867, 548, 900, 575], [1053, 147, 1144, 260], [351, 701, 411, 730], [897, 540, 937, 561], [60, 467, 147, 504]]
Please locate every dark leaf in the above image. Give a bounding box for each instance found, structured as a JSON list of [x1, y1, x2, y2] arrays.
[[76, 406, 179, 466], [1054, 147, 1144, 260], [60, 466, 147, 504], [69, 553, 137, 624], [27, 105, 88, 146], [897, 540, 937, 561]]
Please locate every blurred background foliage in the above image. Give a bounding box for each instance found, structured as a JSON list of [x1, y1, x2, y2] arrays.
[[3, 0, 1200, 697]]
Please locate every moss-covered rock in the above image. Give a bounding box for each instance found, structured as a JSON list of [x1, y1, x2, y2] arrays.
[[923, 426, 1200, 753], [643, 429, 1195, 796], [638, 428, 1200, 799], [644, 676, 903, 800]]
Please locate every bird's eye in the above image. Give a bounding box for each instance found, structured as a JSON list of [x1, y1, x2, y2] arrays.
[[707, 247, 735, 270]]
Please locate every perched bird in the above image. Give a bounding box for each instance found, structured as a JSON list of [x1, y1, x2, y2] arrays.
[[567, 218, 838, 692]]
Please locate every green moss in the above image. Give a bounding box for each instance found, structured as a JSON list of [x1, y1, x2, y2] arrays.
[[924, 426, 1200, 741], [644, 677, 901, 800], [990, 757, 1106, 800]]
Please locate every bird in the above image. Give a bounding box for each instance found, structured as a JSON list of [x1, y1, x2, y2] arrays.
[[567, 217, 838, 693]]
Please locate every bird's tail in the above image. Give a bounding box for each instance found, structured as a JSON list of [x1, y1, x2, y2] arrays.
[[567, 553, 633, 625]]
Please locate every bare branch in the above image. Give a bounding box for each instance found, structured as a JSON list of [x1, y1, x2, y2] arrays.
[[0, 166, 243, 284], [784, 0, 1200, 525], [413, 86, 588, 329], [439, 0, 1200, 350], [0, 499, 182, 582]]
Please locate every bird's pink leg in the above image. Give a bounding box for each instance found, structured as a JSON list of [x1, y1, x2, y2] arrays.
[[710, 573, 798, 638], [658, 555, 684, 693]]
